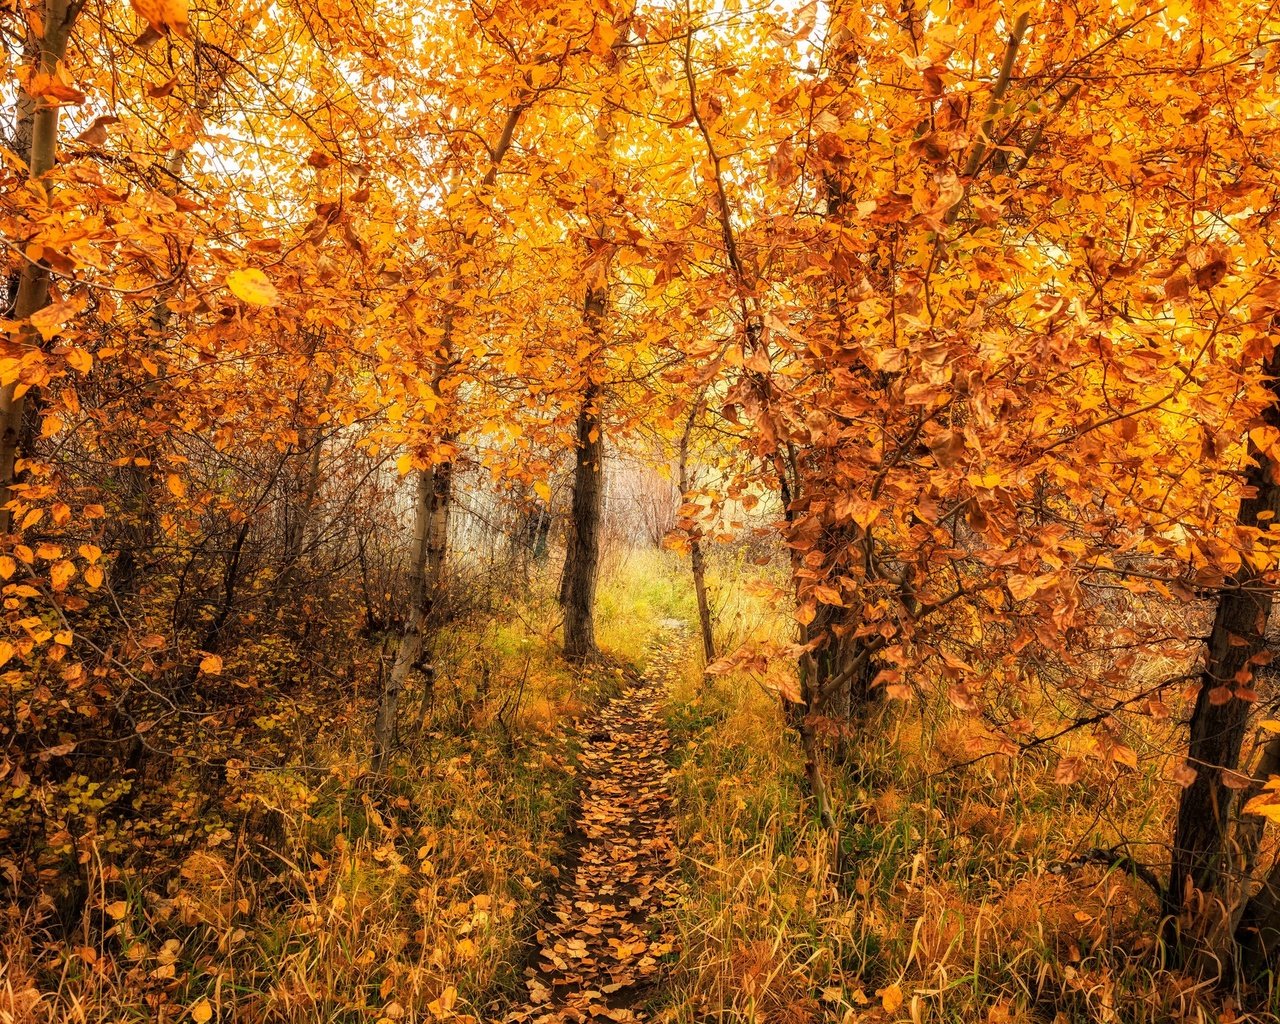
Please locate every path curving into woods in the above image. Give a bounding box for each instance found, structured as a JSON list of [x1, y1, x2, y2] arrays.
[[503, 627, 689, 1024]]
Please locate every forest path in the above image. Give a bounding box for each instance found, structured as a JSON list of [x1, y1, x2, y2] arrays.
[[501, 625, 689, 1023]]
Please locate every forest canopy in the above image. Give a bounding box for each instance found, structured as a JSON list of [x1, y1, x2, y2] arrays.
[[4, 0, 1280, 1020]]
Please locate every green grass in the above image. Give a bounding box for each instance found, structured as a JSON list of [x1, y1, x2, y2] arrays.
[[596, 547, 699, 660]]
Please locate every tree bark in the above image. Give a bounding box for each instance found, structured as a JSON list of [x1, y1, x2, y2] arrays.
[[371, 95, 529, 761], [798, 712, 837, 833], [373, 469, 432, 770], [425, 457, 452, 594], [560, 369, 603, 661], [2, 0, 77, 532], [677, 399, 715, 667], [557, 12, 631, 662], [1237, 846, 1280, 978], [1164, 345, 1280, 960]]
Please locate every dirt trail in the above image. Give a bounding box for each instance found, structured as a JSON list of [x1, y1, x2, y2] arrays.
[[503, 626, 688, 1024]]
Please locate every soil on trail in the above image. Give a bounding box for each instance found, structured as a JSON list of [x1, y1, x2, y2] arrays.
[[503, 628, 687, 1024]]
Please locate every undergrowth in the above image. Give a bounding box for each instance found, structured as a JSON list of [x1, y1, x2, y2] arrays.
[[657, 553, 1279, 1024], [10, 546, 1275, 1024], [0, 561, 658, 1024]]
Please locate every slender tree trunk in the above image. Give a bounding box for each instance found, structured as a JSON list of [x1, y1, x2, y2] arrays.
[[273, 424, 324, 627], [797, 713, 836, 832], [373, 469, 432, 770], [557, 12, 631, 662], [2, 0, 76, 532], [677, 399, 715, 666], [371, 95, 529, 760], [561, 371, 603, 661], [424, 457, 452, 598], [690, 540, 713, 662], [1237, 845, 1280, 977], [373, 457, 452, 769], [274, 358, 331, 614], [1232, 731, 1280, 975], [1164, 346, 1280, 963], [3, 37, 36, 315]]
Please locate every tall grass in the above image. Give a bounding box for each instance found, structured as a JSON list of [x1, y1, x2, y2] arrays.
[[656, 553, 1275, 1024], [0, 561, 661, 1024]]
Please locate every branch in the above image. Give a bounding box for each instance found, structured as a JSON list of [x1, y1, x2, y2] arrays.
[[961, 11, 1031, 180]]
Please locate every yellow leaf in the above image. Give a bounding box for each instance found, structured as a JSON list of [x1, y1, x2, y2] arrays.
[[66, 348, 92, 374], [106, 900, 128, 920], [167, 473, 187, 499], [29, 300, 78, 341], [0, 641, 14, 669], [1243, 794, 1280, 822], [130, 0, 189, 36], [200, 654, 223, 675], [1111, 743, 1139, 769], [190, 998, 213, 1023], [812, 583, 844, 607], [0, 556, 15, 579], [226, 268, 279, 307], [50, 560, 75, 591], [85, 564, 104, 589], [427, 984, 457, 1019], [534, 480, 551, 502], [879, 984, 903, 1013], [847, 499, 880, 529]]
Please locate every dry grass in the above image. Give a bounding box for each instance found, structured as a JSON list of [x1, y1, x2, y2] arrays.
[[10, 548, 1280, 1024], [657, 572, 1280, 1024], [0, 565, 668, 1024]]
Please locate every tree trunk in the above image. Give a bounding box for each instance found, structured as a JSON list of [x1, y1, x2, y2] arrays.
[[2, 0, 76, 533], [272, 424, 324, 630], [287, 428, 323, 575], [425, 457, 452, 594], [1237, 847, 1280, 978], [560, 370, 603, 662], [373, 469, 431, 771], [677, 398, 715, 667], [3, 35, 37, 313], [557, 10, 631, 662], [1164, 346, 1280, 962], [373, 458, 452, 769], [690, 538, 714, 665]]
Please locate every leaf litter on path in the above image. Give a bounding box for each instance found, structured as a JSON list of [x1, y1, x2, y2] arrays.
[[503, 628, 690, 1024]]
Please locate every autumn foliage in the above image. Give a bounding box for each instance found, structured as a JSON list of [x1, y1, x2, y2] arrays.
[[5, 0, 1280, 1018]]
